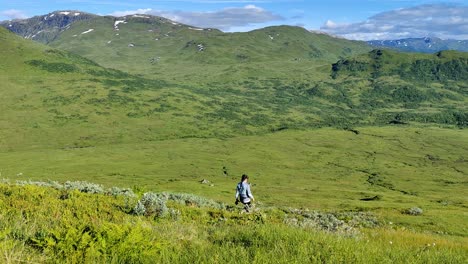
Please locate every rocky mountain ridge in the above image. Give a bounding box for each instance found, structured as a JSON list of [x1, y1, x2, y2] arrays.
[[367, 37, 468, 53]]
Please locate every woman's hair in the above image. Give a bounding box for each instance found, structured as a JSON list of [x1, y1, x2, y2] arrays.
[[241, 174, 249, 182]]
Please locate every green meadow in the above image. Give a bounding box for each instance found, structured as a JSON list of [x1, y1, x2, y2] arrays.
[[2, 126, 467, 236]]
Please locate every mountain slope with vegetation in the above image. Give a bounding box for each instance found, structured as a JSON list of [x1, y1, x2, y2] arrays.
[[329, 49, 467, 126], [3, 12, 465, 130], [1, 11, 372, 79]]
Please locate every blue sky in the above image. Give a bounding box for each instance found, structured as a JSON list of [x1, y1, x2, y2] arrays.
[[0, 0, 467, 40]]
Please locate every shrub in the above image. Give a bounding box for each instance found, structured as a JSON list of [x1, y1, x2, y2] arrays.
[[15, 180, 62, 189], [166, 193, 225, 209], [135, 192, 168, 217], [26, 60, 79, 73], [284, 209, 379, 236], [107, 187, 136, 198], [133, 201, 146, 216], [404, 207, 423, 216], [64, 181, 104, 194]]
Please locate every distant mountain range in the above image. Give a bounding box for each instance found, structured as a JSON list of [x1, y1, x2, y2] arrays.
[[3, 11, 468, 58], [1, 10, 370, 79], [367, 37, 468, 53]]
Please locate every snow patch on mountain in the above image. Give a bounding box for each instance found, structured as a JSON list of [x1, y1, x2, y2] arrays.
[[81, 29, 94, 34], [114, 20, 127, 30]]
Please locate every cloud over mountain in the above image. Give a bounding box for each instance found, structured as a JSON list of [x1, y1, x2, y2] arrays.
[[321, 4, 468, 40], [0, 9, 28, 20], [110, 5, 283, 30]]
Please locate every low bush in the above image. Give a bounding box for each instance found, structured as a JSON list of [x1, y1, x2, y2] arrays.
[[404, 207, 423, 216]]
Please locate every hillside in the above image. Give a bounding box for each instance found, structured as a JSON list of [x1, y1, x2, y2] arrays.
[[0, 26, 177, 153], [368, 37, 468, 53], [1, 25, 467, 151], [1, 181, 466, 263], [1, 11, 372, 80], [329, 49, 467, 126], [2, 12, 466, 132]]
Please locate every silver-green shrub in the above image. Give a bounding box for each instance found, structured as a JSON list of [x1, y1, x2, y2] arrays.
[[166, 193, 225, 209], [405, 207, 423, 215], [64, 181, 104, 194], [133, 201, 146, 216], [15, 180, 63, 189], [107, 186, 136, 198], [284, 209, 379, 236], [135, 192, 168, 217]]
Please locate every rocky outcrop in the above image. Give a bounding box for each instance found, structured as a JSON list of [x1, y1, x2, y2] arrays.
[[0, 11, 97, 43]]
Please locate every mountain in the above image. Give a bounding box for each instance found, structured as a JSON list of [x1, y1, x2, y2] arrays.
[[1, 11, 372, 80], [367, 37, 468, 53], [0, 10, 97, 43]]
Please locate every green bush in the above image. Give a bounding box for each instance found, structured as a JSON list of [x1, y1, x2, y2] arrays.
[[26, 60, 79, 73]]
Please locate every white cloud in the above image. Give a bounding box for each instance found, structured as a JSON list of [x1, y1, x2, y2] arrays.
[[110, 8, 152, 17], [0, 9, 28, 20], [110, 5, 283, 31], [320, 4, 468, 40]]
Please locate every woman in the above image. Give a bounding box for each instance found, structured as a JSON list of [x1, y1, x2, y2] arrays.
[[235, 174, 255, 211]]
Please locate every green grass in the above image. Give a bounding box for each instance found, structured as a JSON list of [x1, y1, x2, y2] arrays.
[[1, 126, 467, 237], [0, 183, 466, 263]]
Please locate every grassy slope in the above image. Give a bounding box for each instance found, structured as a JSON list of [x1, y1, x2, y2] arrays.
[[0, 183, 466, 263]]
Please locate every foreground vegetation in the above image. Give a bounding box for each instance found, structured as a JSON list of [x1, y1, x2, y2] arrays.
[[0, 182, 466, 263]]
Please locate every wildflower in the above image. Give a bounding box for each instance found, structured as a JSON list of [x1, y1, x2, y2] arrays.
[[389, 241, 393, 245]]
